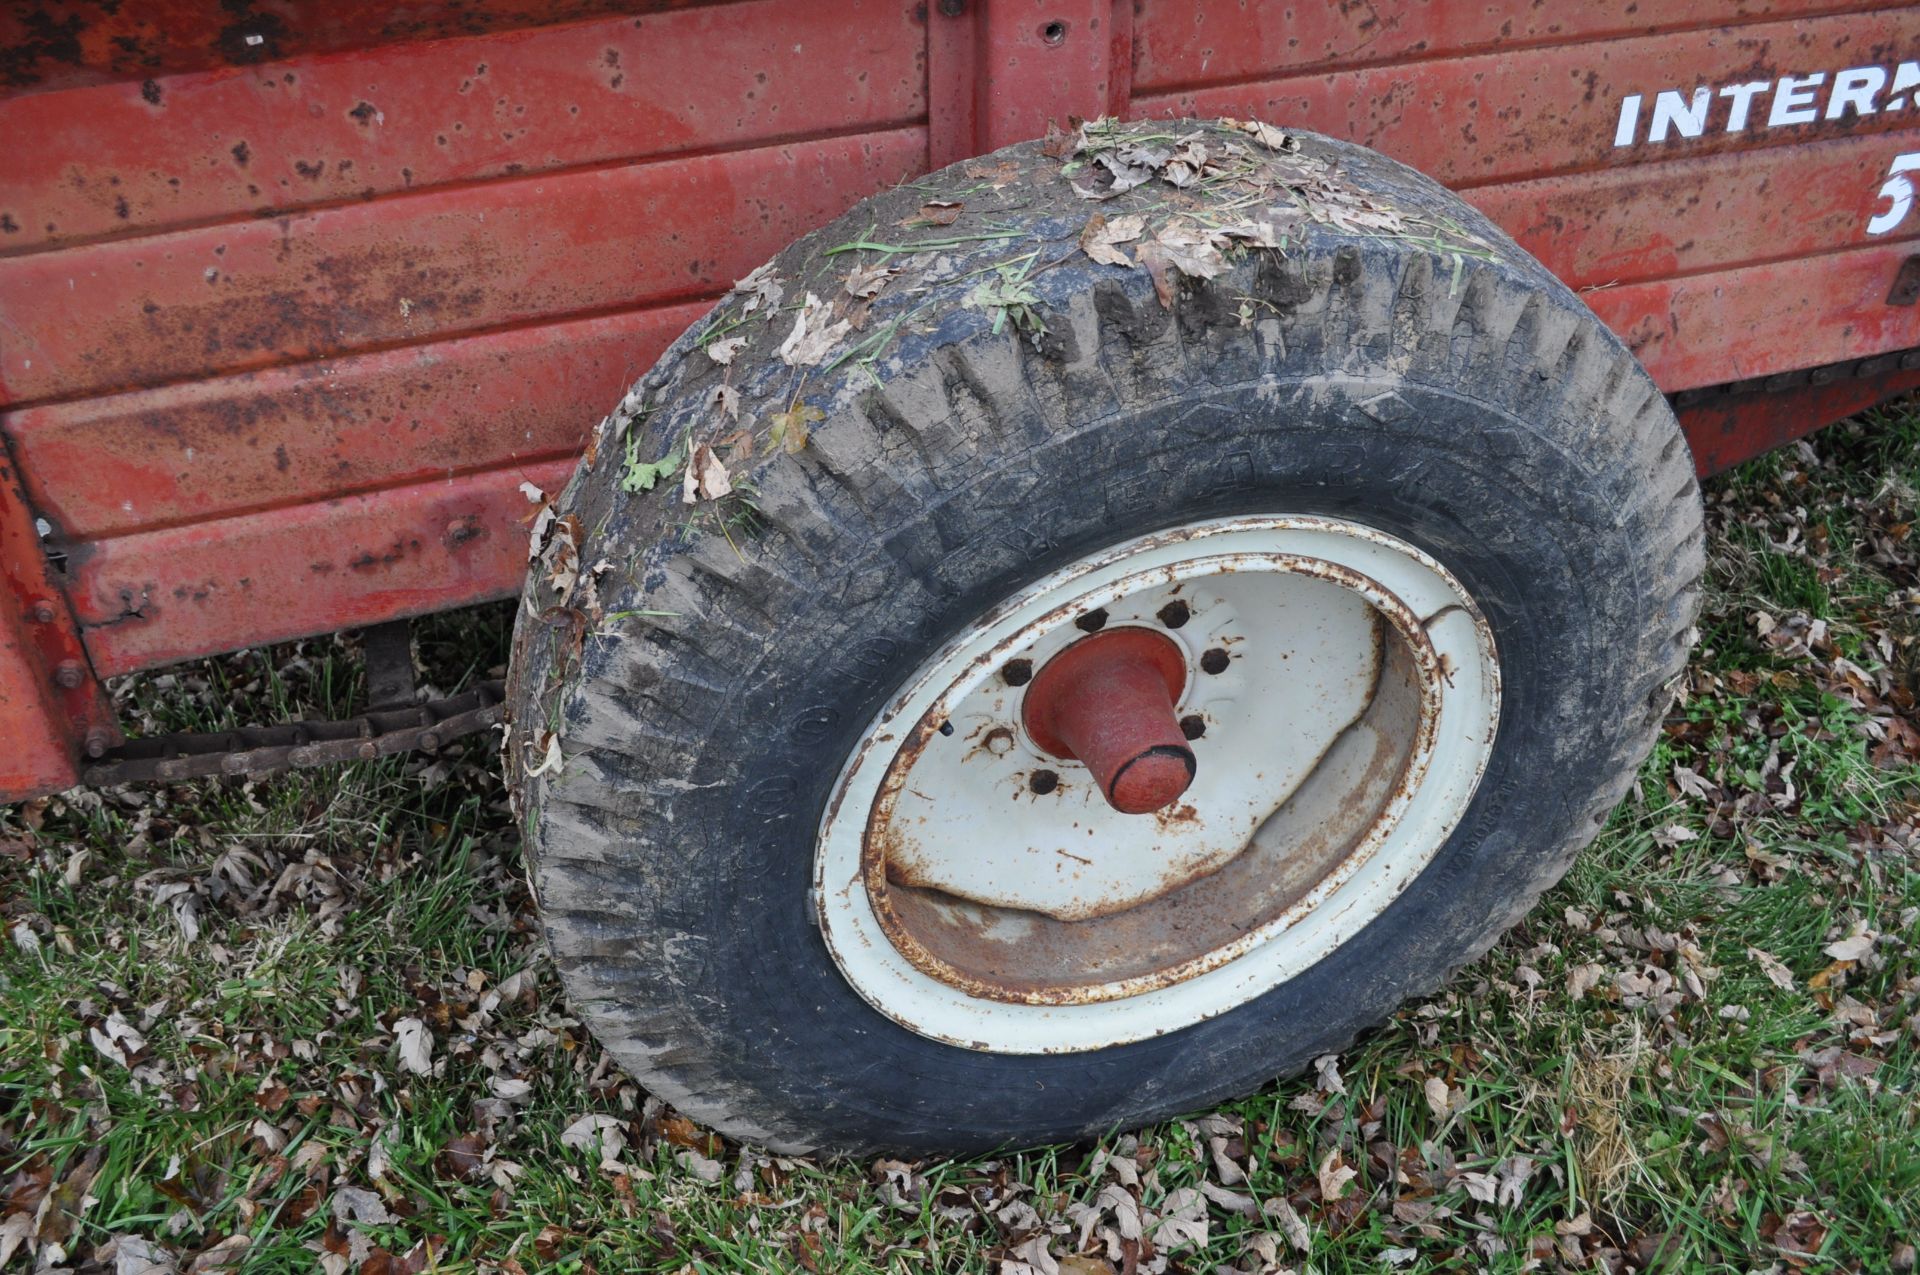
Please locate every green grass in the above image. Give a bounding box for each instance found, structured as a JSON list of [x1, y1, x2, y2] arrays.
[[3, 412, 1918, 1273]]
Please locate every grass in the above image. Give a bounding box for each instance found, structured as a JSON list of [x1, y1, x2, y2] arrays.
[[3, 409, 1918, 1273]]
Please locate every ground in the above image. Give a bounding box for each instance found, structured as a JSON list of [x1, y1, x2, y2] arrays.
[[1, 407, 1916, 1275]]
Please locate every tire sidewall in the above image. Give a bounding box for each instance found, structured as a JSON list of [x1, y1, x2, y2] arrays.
[[559, 368, 1643, 1153]]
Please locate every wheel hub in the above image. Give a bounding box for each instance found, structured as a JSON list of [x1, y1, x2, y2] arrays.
[[1021, 627, 1195, 815], [814, 516, 1500, 1053]]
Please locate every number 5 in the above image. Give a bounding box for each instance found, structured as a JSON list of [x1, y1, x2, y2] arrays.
[[1867, 152, 1920, 235]]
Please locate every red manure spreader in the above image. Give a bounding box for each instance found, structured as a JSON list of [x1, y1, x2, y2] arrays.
[[3, 1, 1916, 1151]]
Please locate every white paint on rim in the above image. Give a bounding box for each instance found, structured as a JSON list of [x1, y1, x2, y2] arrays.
[[814, 516, 1500, 1054]]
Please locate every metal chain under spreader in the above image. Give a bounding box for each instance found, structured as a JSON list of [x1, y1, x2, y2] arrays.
[[73, 344, 1920, 787]]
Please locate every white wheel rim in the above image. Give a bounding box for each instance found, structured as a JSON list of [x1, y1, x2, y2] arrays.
[[814, 515, 1500, 1053]]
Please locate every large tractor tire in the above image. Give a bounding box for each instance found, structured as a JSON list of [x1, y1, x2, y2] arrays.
[[505, 120, 1704, 1155]]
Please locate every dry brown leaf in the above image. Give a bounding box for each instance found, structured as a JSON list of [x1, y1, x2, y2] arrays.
[[1078, 213, 1145, 268], [705, 336, 746, 365], [732, 262, 784, 316], [902, 200, 962, 227], [843, 262, 900, 300], [777, 294, 852, 367], [681, 444, 733, 504], [1317, 1148, 1358, 1201], [769, 404, 824, 454]]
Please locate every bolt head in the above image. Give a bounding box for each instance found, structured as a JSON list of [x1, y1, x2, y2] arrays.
[[29, 601, 56, 624], [53, 660, 84, 689]]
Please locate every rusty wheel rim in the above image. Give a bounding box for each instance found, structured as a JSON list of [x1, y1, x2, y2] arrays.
[[814, 516, 1500, 1054]]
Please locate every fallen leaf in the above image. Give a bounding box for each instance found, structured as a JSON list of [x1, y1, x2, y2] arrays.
[[1824, 926, 1876, 962], [392, 1017, 433, 1075], [901, 200, 962, 227], [1748, 946, 1797, 991], [681, 444, 733, 505], [1226, 117, 1299, 151], [843, 262, 901, 299], [778, 293, 853, 367], [1423, 1076, 1452, 1122], [705, 336, 747, 365], [732, 263, 784, 316], [707, 384, 741, 423], [1079, 213, 1145, 268], [1317, 1148, 1358, 1201], [769, 404, 824, 454]]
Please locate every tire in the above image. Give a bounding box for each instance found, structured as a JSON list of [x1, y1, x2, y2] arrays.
[[505, 120, 1704, 1155]]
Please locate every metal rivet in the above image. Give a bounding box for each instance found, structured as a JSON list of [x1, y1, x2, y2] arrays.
[[1040, 19, 1068, 44]]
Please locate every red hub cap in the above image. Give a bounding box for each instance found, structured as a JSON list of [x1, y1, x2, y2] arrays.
[[1021, 628, 1195, 814]]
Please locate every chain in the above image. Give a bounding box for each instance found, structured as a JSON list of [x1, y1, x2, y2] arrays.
[[81, 680, 505, 786]]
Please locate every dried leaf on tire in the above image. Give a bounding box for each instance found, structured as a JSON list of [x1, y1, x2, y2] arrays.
[[732, 263, 784, 316], [681, 444, 732, 504], [1079, 213, 1145, 267], [901, 200, 963, 227], [778, 293, 853, 367], [1150, 224, 1227, 281], [769, 404, 824, 454], [1225, 117, 1298, 151], [705, 336, 747, 365], [523, 733, 563, 778], [843, 262, 901, 299]]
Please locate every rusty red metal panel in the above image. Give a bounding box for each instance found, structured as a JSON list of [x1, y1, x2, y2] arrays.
[[976, 0, 1128, 152], [0, 128, 926, 404], [1130, 11, 1920, 189], [928, 0, 1128, 165], [0, 0, 926, 253], [1586, 242, 1920, 391], [0, 1, 709, 95], [69, 458, 576, 677], [1465, 133, 1920, 291], [1, 443, 116, 795], [1681, 367, 1920, 474], [5, 301, 708, 539], [1131, 0, 1879, 93]]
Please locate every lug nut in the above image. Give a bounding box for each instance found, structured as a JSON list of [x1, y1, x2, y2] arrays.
[[1002, 658, 1033, 687], [1156, 599, 1190, 629], [1200, 648, 1230, 675], [1180, 714, 1207, 740], [1028, 768, 1059, 795]]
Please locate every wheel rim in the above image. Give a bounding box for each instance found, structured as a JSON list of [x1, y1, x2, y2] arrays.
[[814, 515, 1500, 1053]]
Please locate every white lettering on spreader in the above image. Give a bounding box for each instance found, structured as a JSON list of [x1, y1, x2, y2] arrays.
[[1615, 62, 1920, 146]]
